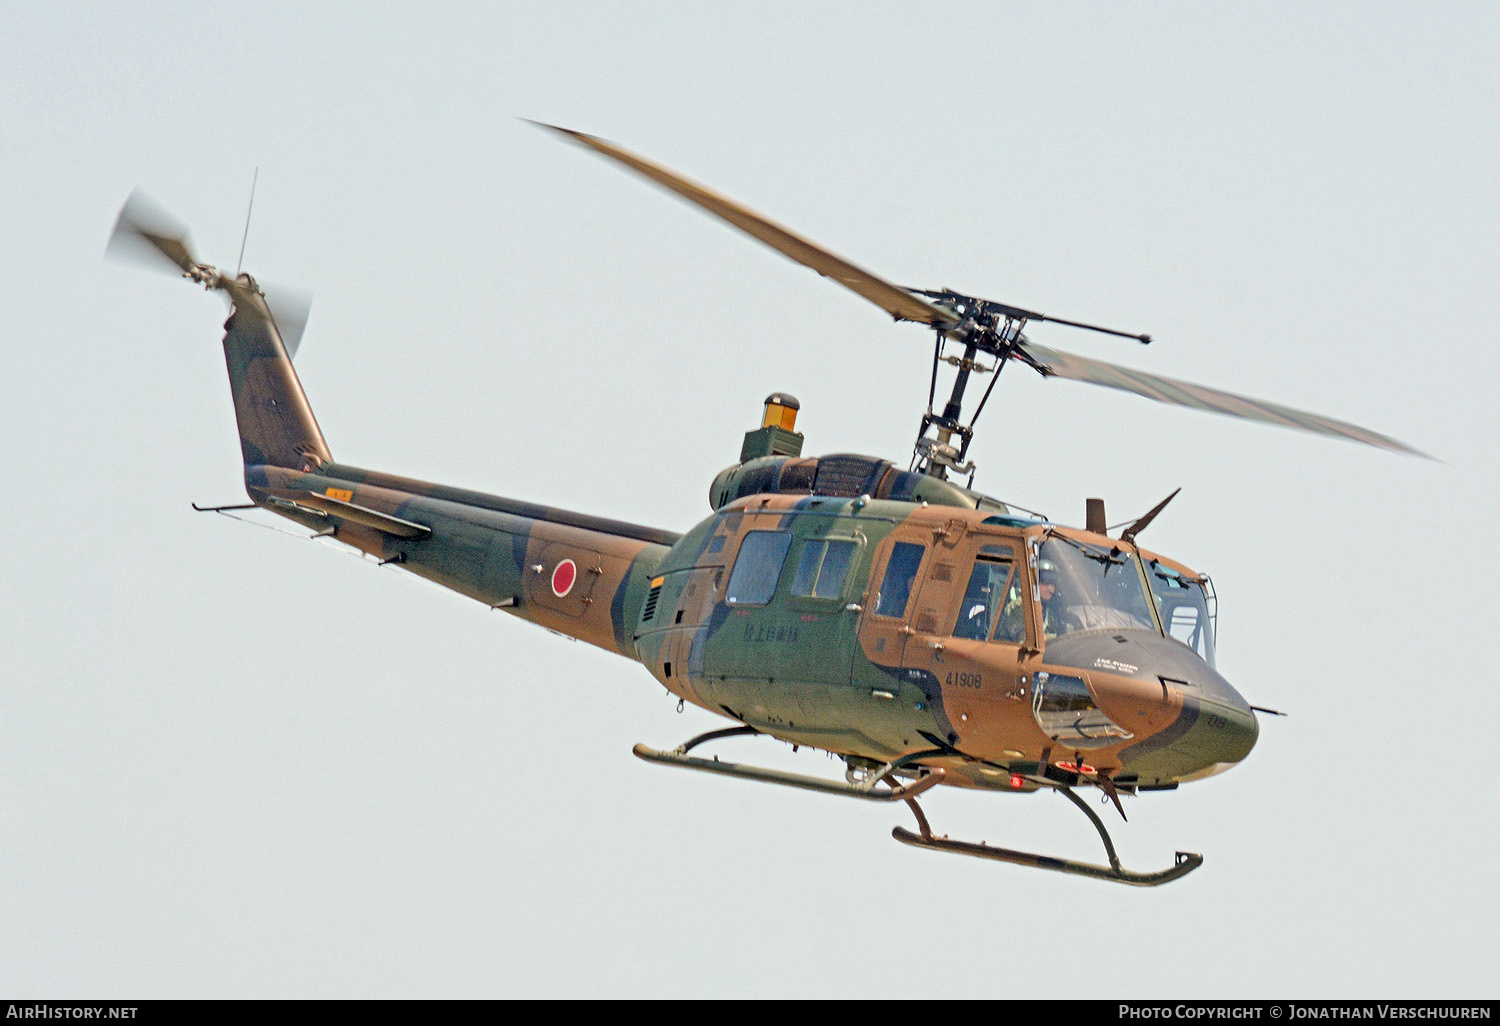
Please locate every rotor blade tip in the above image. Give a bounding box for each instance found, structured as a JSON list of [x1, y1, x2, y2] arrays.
[[524, 119, 590, 143]]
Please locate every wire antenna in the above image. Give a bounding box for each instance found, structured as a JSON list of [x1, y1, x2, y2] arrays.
[[235, 167, 259, 276]]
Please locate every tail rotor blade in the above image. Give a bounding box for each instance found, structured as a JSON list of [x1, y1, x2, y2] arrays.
[[263, 282, 313, 358], [107, 189, 200, 274], [108, 189, 313, 359]]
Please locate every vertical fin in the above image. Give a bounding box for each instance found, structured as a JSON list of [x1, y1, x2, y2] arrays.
[[221, 279, 331, 471]]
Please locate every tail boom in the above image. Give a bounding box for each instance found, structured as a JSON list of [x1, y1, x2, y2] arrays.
[[205, 263, 670, 660], [246, 463, 674, 658]]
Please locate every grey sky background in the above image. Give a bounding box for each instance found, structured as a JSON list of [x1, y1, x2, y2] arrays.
[[3, 1, 1496, 998]]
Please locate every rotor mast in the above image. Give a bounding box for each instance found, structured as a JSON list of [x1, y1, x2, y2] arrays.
[[913, 337, 1001, 482], [908, 290, 1148, 481]]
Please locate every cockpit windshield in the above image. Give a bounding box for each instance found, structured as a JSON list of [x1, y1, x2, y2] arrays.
[[1037, 537, 1157, 639], [1144, 558, 1217, 667]]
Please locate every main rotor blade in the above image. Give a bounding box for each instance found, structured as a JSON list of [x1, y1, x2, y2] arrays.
[[532, 121, 956, 329], [1018, 340, 1430, 458], [106, 189, 199, 274]]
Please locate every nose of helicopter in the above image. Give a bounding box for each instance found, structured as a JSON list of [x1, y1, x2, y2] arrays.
[[1166, 683, 1259, 779], [1039, 630, 1258, 781]]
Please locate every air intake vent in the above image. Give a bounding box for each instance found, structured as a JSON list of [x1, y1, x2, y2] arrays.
[[777, 460, 816, 493], [813, 455, 885, 497], [641, 581, 663, 622]]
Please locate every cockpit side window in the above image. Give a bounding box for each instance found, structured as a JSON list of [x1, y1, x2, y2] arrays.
[[874, 541, 925, 618], [953, 544, 1024, 643], [992, 572, 1026, 644], [1146, 560, 1217, 667], [725, 530, 792, 606]]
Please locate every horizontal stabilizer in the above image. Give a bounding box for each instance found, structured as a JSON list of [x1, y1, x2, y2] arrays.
[[277, 492, 432, 539]]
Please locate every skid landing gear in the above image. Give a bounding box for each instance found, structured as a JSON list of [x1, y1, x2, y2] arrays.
[[892, 785, 1202, 887], [632, 726, 947, 801], [634, 728, 1200, 886]]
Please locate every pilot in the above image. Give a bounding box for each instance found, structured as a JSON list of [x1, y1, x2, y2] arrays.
[[1038, 566, 1071, 638], [991, 563, 1071, 642]]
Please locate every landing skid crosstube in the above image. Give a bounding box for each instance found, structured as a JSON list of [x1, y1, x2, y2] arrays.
[[633, 726, 1201, 887], [892, 788, 1201, 887], [631, 726, 947, 802]]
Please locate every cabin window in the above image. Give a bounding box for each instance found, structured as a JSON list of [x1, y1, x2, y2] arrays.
[[791, 539, 856, 600], [953, 544, 1024, 643], [725, 530, 792, 606], [874, 541, 925, 617]]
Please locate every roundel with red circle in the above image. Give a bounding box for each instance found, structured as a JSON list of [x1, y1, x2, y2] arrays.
[[550, 558, 578, 598]]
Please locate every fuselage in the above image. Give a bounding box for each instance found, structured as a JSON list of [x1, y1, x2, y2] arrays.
[[634, 487, 1258, 791], [249, 454, 1257, 796]]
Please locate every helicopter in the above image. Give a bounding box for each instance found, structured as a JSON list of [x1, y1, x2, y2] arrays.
[[108, 123, 1425, 887]]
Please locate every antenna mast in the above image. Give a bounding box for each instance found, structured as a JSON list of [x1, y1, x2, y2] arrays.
[[235, 167, 259, 276]]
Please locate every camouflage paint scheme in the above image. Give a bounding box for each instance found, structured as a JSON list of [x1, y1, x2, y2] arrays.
[[214, 272, 1258, 801]]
